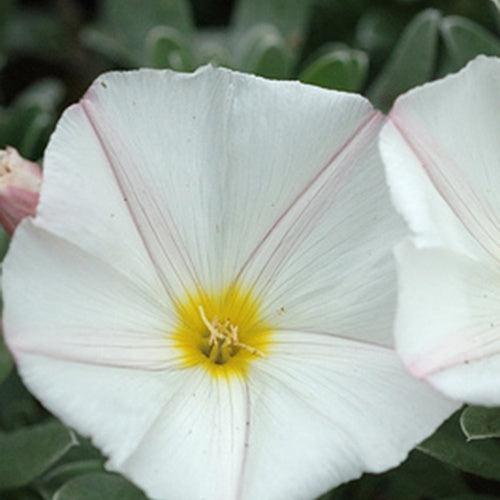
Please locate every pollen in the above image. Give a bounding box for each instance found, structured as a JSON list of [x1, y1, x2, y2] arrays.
[[172, 285, 273, 379]]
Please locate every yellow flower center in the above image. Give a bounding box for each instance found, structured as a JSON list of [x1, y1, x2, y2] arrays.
[[172, 285, 273, 379]]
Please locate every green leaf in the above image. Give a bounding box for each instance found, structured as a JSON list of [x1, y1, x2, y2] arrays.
[[18, 110, 55, 160], [355, 7, 409, 64], [460, 406, 500, 441], [14, 79, 64, 112], [419, 411, 500, 481], [382, 450, 470, 499], [81, 27, 138, 67], [231, 0, 314, 49], [491, 0, 500, 33], [0, 332, 12, 387], [0, 0, 17, 50], [36, 459, 104, 499], [145, 25, 194, 70], [367, 9, 441, 111], [239, 24, 291, 79], [99, 0, 193, 60], [0, 226, 9, 261], [300, 48, 368, 92], [439, 15, 500, 75], [319, 449, 470, 499], [4, 8, 69, 59], [1, 106, 40, 149], [251, 38, 291, 79], [53, 472, 147, 500], [0, 79, 63, 159], [0, 420, 77, 490], [0, 370, 48, 431], [0, 487, 42, 500], [194, 30, 231, 66]]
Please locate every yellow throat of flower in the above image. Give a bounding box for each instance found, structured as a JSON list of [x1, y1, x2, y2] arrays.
[[173, 286, 273, 379]]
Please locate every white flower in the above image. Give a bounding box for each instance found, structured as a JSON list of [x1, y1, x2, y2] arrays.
[[2, 66, 456, 500], [380, 56, 500, 406]]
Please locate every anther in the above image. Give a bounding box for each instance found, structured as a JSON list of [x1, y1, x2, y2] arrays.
[[198, 305, 264, 358]]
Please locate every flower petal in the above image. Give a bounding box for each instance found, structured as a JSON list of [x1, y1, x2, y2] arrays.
[[10, 351, 199, 477], [79, 66, 380, 292], [120, 371, 249, 500], [380, 56, 500, 405], [239, 332, 458, 500], [254, 119, 405, 347], [16, 351, 249, 500], [395, 240, 500, 405], [380, 56, 500, 261], [38, 103, 168, 297], [3, 221, 176, 370]]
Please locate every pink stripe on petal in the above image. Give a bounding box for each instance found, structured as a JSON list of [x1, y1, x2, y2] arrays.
[[9, 327, 182, 371], [407, 322, 500, 378], [80, 99, 201, 302], [391, 112, 500, 261], [236, 111, 383, 293]]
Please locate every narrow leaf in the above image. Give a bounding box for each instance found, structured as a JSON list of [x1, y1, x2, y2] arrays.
[[145, 25, 194, 70], [0, 420, 77, 490], [355, 7, 408, 63], [367, 9, 441, 111], [14, 79, 64, 112], [80, 27, 138, 67], [19, 111, 55, 160], [439, 15, 500, 75], [300, 48, 368, 92], [239, 24, 291, 79]]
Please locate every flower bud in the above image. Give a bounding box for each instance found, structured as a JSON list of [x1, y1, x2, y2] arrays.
[[0, 147, 42, 235]]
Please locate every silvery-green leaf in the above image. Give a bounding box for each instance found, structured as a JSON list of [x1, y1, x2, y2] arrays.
[[367, 9, 441, 111], [0, 420, 77, 490], [145, 25, 194, 70], [460, 406, 500, 441], [439, 15, 500, 75], [300, 48, 368, 92], [419, 412, 500, 481]]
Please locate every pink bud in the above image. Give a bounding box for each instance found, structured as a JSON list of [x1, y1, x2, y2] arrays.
[[0, 147, 42, 236]]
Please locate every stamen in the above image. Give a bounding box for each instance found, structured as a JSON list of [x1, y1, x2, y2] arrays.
[[198, 305, 264, 359], [198, 305, 219, 345]]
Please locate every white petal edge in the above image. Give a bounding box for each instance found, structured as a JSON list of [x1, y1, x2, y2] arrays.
[[79, 66, 379, 294], [395, 240, 500, 405], [380, 55, 500, 262]]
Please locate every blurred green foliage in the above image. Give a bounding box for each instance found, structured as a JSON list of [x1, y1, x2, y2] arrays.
[[0, 0, 499, 498]]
